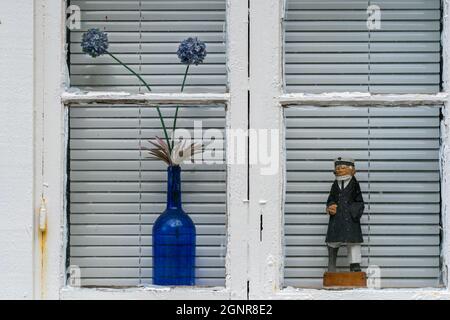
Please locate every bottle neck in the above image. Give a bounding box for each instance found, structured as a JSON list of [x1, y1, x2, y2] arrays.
[[166, 165, 182, 210]]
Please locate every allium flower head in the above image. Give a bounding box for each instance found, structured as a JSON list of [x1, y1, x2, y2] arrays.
[[177, 37, 207, 65], [81, 28, 109, 58]]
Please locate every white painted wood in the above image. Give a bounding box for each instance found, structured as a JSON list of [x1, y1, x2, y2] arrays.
[[280, 93, 448, 106], [32, 0, 450, 300], [276, 288, 450, 300], [439, 0, 450, 291], [62, 92, 230, 105], [0, 0, 35, 300], [248, 0, 284, 299], [59, 0, 249, 299], [34, 0, 46, 300], [34, 0, 68, 300], [246, 0, 450, 300], [60, 286, 230, 300], [222, 0, 250, 299]]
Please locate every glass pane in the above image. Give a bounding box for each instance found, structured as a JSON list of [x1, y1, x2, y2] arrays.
[[283, 0, 441, 93], [68, 0, 227, 93], [68, 104, 227, 287], [283, 106, 442, 288]]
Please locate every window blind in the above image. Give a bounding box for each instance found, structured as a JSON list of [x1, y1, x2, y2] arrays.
[[69, 0, 227, 93], [284, 0, 441, 93], [284, 106, 441, 288], [69, 105, 227, 286]]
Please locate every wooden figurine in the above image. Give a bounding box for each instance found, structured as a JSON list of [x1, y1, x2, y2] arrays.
[[323, 157, 367, 288]]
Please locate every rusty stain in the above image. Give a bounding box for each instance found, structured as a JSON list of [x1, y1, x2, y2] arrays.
[[39, 231, 47, 299], [38, 198, 48, 299], [39, 229, 47, 298]]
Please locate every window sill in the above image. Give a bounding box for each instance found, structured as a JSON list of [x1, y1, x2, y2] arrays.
[[279, 92, 448, 107], [61, 91, 230, 105], [275, 287, 450, 300], [60, 285, 230, 300]]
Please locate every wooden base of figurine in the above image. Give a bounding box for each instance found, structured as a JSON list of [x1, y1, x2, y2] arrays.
[[323, 272, 367, 289]]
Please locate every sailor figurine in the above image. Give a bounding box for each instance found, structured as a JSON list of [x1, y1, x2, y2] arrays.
[[325, 157, 365, 272]]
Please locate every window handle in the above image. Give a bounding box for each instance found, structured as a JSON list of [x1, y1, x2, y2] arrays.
[[39, 198, 47, 232]]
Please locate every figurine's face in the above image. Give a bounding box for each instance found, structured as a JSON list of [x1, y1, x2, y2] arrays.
[[335, 165, 355, 177]]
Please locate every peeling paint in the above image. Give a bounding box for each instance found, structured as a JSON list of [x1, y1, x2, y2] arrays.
[[33, 0, 450, 300], [278, 287, 450, 300], [62, 92, 230, 106], [440, 0, 450, 292], [61, 286, 231, 300], [280, 93, 448, 107]]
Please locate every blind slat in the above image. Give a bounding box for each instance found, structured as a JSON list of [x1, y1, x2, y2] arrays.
[[284, 0, 441, 93], [284, 106, 441, 288], [287, 235, 439, 246], [69, 105, 227, 287], [69, 1, 227, 93]]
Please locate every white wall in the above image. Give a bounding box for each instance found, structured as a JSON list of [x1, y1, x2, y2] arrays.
[[0, 0, 35, 299]]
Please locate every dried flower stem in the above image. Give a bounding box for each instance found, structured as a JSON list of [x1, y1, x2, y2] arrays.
[[106, 50, 172, 152], [171, 64, 190, 149]]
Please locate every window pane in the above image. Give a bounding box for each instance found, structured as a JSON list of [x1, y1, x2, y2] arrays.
[[69, 104, 227, 286], [68, 0, 227, 93], [284, 106, 441, 288], [284, 0, 441, 93]]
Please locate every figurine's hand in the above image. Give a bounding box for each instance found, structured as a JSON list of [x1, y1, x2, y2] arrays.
[[327, 204, 337, 216]]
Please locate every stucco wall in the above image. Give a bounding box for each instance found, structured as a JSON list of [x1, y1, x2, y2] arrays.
[[0, 0, 35, 299]]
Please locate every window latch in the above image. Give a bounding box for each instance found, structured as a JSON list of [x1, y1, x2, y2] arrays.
[[39, 197, 47, 232]]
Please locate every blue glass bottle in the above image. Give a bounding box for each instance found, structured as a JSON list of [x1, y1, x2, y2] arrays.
[[153, 165, 196, 285]]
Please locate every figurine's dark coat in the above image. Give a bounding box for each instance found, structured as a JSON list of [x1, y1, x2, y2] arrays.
[[325, 177, 364, 243]]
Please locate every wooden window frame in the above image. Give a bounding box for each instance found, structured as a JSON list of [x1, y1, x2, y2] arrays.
[[35, 0, 248, 299], [34, 0, 450, 300], [247, 0, 450, 300]]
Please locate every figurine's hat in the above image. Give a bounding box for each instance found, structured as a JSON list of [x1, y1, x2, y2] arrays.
[[334, 157, 355, 167]]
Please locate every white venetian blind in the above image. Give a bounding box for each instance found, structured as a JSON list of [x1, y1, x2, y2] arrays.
[[69, 105, 227, 286], [69, 0, 227, 93], [284, 106, 442, 288], [284, 0, 441, 93]]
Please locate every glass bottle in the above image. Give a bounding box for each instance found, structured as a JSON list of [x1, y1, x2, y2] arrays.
[[153, 165, 196, 285]]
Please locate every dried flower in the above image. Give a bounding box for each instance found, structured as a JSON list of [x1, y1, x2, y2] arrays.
[[144, 138, 203, 165], [146, 137, 173, 166], [81, 28, 109, 58], [171, 140, 203, 165], [177, 37, 207, 65]]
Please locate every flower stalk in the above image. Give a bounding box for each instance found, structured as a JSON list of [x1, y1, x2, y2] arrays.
[[81, 29, 207, 165], [106, 51, 172, 151], [171, 64, 190, 149]]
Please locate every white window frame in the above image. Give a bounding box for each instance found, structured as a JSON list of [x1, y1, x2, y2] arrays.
[[35, 0, 249, 299], [35, 0, 450, 300], [247, 0, 450, 300]]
